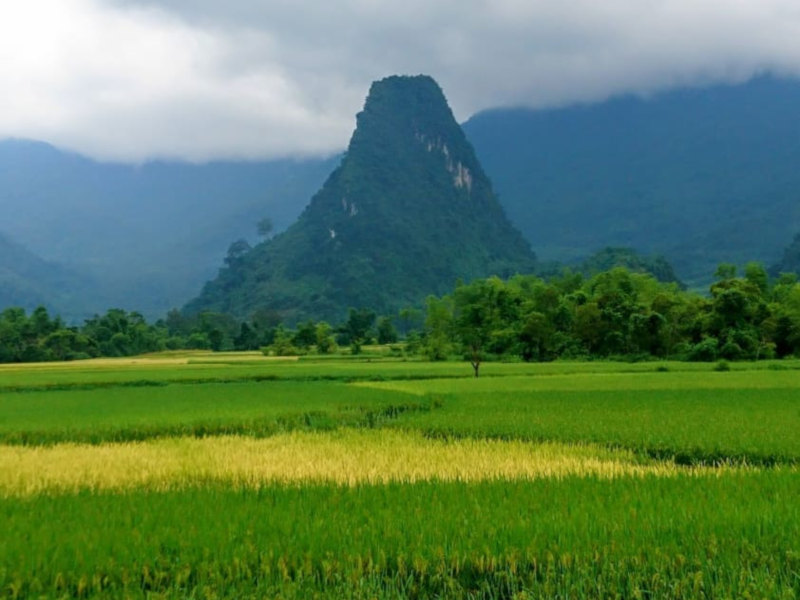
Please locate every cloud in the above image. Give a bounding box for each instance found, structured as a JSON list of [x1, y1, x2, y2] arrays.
[[2, 0, 800, 162]]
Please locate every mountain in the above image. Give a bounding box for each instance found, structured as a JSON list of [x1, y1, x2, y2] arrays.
[[463, 76, 800, 289], [0, 139, 334, 319], [0, 232, 90, 314], [185, 75, 536, 322], [770, 233, 800, 278]]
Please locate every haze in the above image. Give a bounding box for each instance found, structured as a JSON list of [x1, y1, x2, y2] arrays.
[[2, 0, 800, 162]]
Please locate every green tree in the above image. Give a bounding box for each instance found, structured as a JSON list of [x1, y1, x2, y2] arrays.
[[376, 316, 398, 344], [314, 322, 337, 354], [224, 239, 251, 267], [452, 278, 515, 377], [339, 308, 376, 354], [293, 320, 317, 349], [423, 296, 453, 361]]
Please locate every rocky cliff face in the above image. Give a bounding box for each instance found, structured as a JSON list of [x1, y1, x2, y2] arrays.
[[185, 75, 536, 322]]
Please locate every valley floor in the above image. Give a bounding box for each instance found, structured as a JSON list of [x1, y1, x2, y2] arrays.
[[0, 354, 798, 598]]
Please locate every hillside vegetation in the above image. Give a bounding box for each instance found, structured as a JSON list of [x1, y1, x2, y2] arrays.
[[464, 76, 800, 288], [0, 139, 334, 319], [186, 75, 535, 323]]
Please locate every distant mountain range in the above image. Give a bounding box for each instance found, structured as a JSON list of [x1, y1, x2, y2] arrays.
[[0, 231, 89, 312], [462, 76, 800, 289], [3, 75, 800, 319], [0, 139, 335, 319]]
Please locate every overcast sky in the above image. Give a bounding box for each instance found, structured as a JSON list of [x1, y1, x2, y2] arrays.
[[2, 0, 800, 163]]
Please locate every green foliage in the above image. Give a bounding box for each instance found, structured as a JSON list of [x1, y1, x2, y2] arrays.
[[418, 262, 800, 369], [423, 296, 453, 361], [376, 316, 398, 344], [314, 322, 337, 354], [266, 326, 300, 357], [386, 369, 800, 465], [578, 247, 684, 286], [464, 77, 800, 290], [8, 261, 800, 366], [184, 75, 535, 324], [1, 475, 799, 597]]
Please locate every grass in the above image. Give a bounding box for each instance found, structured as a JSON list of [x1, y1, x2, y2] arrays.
[[369, 371, 800, 465], [2, 353, 799, 392], [0, 430, 726, 497], [1, 473, 798, 598], [0, 380, 428, 445], [1, 355, 799, 597]]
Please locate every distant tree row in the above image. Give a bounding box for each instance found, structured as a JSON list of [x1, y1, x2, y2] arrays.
[[0, 304, 400, 363], [424, 263, 800, 375], [2, 263, 800, 367]]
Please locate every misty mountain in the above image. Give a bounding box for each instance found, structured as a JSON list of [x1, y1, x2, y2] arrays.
[[5, 75, 800, 320], [0, 231, 90, 314], [185, 75, 535, 323], [463, 76, 800, 289], [0, 139, 335, 319], [770, 233, 800, 278]]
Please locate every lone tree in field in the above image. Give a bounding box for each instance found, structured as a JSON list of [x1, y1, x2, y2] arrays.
[[453, 277, 515, 377]]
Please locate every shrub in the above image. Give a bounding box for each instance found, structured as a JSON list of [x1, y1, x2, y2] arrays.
[[688, 337, 718, 362], [719, 341, 743, 360]]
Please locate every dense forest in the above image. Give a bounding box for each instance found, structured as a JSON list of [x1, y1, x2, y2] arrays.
[[3, 263, 799, 367]]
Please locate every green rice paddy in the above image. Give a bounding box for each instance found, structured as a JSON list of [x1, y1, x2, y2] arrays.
[[0, 353, 798, 598]]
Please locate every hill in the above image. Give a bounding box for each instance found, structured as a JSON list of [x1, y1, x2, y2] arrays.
[[0, 139, 334, 319], [463, 76, 800, 289], [0, 232, 90, 315], [770, 233, 800, 278], [185, 75, 536, 322]]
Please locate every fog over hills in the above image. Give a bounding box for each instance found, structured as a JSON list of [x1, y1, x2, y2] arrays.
[[185, 75, 535, 323], [0, 139, 335, 319], [0, 231, 90, 314], [463, 76, 800, 289], [3, 75, 800, 319]]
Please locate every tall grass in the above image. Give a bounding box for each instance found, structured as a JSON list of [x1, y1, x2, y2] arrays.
[[374, 372, 800, 465], [0, 381, 427, 445], [0, 430, 725, 496], [1, 473, 798, 598]]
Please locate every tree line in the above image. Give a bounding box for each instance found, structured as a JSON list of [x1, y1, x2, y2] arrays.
[[2, 263, 800, 367]]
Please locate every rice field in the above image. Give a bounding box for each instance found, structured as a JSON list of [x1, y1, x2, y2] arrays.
[[369, 372, 800, 465], [0, 430, 731, 496], [0, 380, 427, 445], [0, 353, 798, 598]]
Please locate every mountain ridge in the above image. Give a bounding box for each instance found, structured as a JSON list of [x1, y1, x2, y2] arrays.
[[0, 231, 90, 314], [185, 75, 536, 322], [0, 138, 335, 318], [462, 75, 800, 289]]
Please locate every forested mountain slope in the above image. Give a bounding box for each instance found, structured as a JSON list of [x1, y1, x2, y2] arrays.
[[0, 139, 334, 318], [463, 76, 800, 289], [0, 232, 90, 315], [185, 75, 536, 322]]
